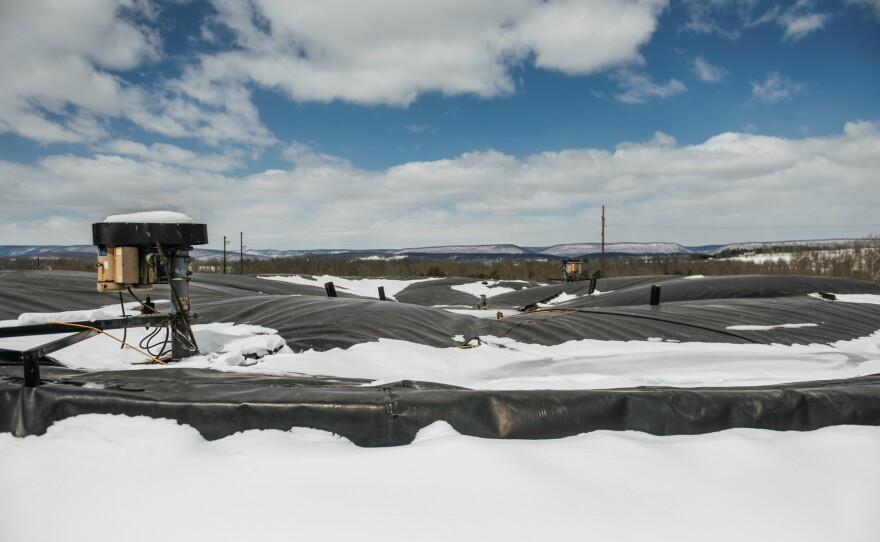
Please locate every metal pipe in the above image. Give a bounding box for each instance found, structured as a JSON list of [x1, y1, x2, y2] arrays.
[[170, 250, 199, 360]]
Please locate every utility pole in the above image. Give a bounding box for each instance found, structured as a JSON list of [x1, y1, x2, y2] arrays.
[[223, 235, 229, 274], [601, 205, 606, 278], [240, 231, 244, 275]]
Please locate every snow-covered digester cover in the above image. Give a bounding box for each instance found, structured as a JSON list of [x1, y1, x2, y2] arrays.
[[2, 292, 880, 542], [5, 292, 880, 388]]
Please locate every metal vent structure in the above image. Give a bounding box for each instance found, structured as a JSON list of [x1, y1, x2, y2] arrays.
[[92, 220, 208, 360]]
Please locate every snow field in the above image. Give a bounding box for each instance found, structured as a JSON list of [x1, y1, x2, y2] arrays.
[[0, 416, 877, 542]]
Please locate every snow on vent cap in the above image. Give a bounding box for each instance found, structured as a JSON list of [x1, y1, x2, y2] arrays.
[[103, 211, 195, 224]]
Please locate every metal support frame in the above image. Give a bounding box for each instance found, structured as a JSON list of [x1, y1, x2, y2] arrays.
[[0, 314, 174, 387]]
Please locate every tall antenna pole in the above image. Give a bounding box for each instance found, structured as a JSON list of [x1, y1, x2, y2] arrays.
[[223, 235, 228, 274], [240, 232, 244, 275], [601, 205, 606, 278]]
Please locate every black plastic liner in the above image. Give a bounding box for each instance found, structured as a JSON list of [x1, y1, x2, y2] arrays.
[[484, 274, 880, 309], [395, 277, 531, 306], [3, 271, 880, 445], [4, 271, 880, 348], [0, 270, 113, 318], [0, 271, 356, 319], [2, 366, 879, 446], [196, 294, 493, 351]]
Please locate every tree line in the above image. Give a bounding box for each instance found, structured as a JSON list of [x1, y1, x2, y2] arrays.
[[3, 238, 878, 283]]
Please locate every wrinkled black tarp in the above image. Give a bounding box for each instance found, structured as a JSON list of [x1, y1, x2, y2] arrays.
[[3, 270, 880, 444], [2, 366, 879, 446], [4, 271, 880, 349]]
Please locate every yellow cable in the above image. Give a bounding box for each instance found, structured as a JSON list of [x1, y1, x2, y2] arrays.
[[47, 321, 168, 365]]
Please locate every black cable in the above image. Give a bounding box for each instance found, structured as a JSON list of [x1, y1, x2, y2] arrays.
[[139, 323, 171, 360], [126, 286, 145, 306], [142, 325, 171, 359], [139, 326, 160, 355], [118, 292, 127, 349], [129, 286, 170, 358], [156, 325, 171, 359]]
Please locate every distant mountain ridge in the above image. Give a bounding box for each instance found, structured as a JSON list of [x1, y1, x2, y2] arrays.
[[0, 238, 862, 262], [394, 244, 531, 255], [540, 242, 697, 257], [0, 245, 97, 258]]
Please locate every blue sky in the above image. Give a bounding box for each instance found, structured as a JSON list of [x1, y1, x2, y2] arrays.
[[0, 0, 878, 249]]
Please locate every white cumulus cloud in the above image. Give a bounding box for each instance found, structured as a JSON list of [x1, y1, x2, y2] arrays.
[[179, 0, 668, 107], [681, 0, 831, 42], [0, 0, 672, 150], [751, 72, 804, 103], [2, 122, 877, 248], [779, 3, 831, 41], [0, 0, 158, 143], [612, 71, 687, 104], [0, 0, 276, 148], [102, 140, 245, 172], [692, 57, 726, 83]]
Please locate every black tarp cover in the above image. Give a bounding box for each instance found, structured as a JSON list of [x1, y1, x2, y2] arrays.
[[2, 271, 880, 445], [3, 367, 880, 447]]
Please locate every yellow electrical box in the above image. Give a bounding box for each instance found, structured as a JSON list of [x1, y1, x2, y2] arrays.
[[97, 246, 145, 292], [97, 249, 115, 291], [114, 246, 138, 284]]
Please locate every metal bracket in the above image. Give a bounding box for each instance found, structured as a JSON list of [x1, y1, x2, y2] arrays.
[[0, 314, 175, 387]]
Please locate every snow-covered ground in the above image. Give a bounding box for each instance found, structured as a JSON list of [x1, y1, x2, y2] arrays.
[[2, 288, 880, 541], [724, 248, 859, 264], [1, 416, 877, 542], [727, 252, 794, 263]]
